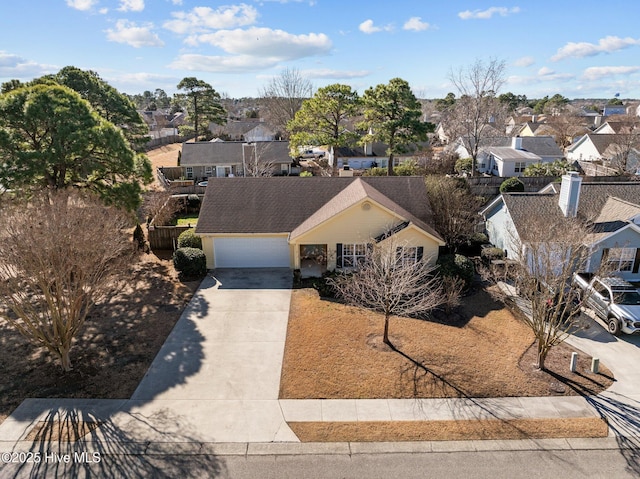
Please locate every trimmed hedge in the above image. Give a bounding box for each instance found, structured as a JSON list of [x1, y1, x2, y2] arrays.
[[173, 247, 207, 279], [177, 229, 202, 249], [499, 177, 525, 193]]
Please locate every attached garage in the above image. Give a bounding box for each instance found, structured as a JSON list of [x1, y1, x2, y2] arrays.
[[213, 236, 291, 268]]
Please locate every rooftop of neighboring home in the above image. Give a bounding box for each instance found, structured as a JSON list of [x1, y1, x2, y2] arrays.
[[458, 135, 563, 158], [180, 140, 292, 166]]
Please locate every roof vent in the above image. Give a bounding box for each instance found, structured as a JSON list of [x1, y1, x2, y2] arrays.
[[362, 201, 371, 211]]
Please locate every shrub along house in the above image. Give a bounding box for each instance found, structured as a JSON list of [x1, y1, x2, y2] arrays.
[[194, 176, 445, 276]]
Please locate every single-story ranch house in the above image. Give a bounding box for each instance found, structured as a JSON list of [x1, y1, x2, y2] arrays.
[[195, 176, 445, 275]]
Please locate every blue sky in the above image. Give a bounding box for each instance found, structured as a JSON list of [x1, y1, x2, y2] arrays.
[[2, 1, 640, 99]]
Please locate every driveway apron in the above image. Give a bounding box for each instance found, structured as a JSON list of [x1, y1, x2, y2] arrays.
[[125, 268, 299, 443]]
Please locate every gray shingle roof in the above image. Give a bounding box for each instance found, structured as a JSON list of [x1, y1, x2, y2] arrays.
[[181, 140, 292, 167], [195, 176, 442, 241], [461, 135, 563, 158]]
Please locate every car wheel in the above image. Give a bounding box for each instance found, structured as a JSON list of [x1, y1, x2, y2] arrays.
[[608, 318, 621, 336]]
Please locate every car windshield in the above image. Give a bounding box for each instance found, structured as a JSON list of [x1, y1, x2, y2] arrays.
[[613, 291, 640, 305]]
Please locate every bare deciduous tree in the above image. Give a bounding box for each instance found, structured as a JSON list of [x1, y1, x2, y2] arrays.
[[142, 190, 184, 226], [242, 142, 277, 177], [328, 237, 443, 346], [446, 58, 508, 175], [508, 215, 598, 370], [0, 191, 134, 371], [258, 68, 313, 139], [606, 115, 640, 174], [425, 175, 481, 252]]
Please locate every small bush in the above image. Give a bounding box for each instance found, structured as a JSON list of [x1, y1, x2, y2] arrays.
[[177, 229, 202, 249], [455, 157, 473, 175], [481, 247, 506, 262], [499, 177, 525, 193], [173, 247, 207, 279], [299, 171, 313, 177], [363, 167, 387, 176], [437, 254, 475, 288], [133, 223, 146, 250], [187, 194, 201, 210]]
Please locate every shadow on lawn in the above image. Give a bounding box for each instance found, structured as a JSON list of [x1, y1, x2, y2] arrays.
[[3, 408, 225, 479], [0, 258, 225, 477]]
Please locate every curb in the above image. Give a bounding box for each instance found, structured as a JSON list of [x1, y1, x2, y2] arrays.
[[0, 437, 632, 457]]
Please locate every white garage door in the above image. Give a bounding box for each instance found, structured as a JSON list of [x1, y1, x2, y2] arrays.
[[214, 237, 291, 268]]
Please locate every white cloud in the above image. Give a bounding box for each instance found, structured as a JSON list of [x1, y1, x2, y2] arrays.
[[359, 19, 393, 34], [168, 53, 278, 73], [99, 7, 109, 14], [552, 36, 640, 61], [514, 56, 534, 67], [0, 51, 58, 78], [118, 0, 145, 12], [164, 5, 258, 34], [583, 66, 640, 80], [66, 0, 98, 11], [189, 27, 331, 60], [458, 7, 520, 20], [300, 68, 371, 79], [538, 66, 554, 76], [106, 20, 164, 48], [170, 0, 183, 5], [403, 17, 430, 32]]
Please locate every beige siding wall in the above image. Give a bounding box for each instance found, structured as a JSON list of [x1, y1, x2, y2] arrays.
[[388, 226, 441, 265], [291, 202, 441, 269]]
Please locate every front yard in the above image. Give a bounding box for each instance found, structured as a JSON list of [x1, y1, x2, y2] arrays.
[[0, 254, 201, 425], [279, 285, 613, 441], [280, 286, 613, 399]]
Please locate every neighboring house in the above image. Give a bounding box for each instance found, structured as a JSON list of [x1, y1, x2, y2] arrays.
[[481, 173, 640, 281], [603, 105, 627, 117], [453, 136, 563, 176], [180, 140, 295, 180], [326, 142, 430, 170], [565, 133, 640, 172], [516, 122, 555, 137], [195, 176, 445, 275], [593, 121, 628, 135], [209, 120, 276, 142]]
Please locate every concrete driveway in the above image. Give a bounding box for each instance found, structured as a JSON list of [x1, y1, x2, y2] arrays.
[[123, 268, 299, 443], [565, 311, 640, 439]]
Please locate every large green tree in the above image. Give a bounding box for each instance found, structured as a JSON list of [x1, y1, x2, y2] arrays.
[[176, 77, 226, 141], [287, 83, 361, 166], [0, 83, 144, 210], [360, 78, 430, 176]]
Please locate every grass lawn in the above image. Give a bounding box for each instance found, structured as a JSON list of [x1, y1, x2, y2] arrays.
[[174, 214, 199, 226], [280, 286, 613, 441]]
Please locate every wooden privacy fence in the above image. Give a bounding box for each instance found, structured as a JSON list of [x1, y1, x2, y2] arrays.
[[148, 225, 193, 251]]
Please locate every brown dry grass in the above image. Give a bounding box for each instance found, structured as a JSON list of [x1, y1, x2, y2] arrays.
[[290, 418, 609, 442], [146, 143, 182, 188], [280, 287, 613, 400], [0, 253, 200, 425]]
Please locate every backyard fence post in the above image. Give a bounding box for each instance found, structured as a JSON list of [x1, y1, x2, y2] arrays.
[[570, 352, 578, 372]]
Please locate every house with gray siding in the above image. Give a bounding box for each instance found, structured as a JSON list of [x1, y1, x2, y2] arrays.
[[481, 173, 640, 281]]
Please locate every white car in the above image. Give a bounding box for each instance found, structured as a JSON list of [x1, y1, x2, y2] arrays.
[[197, 181, 208, 187]]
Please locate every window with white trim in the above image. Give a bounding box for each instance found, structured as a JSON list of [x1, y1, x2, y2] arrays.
[[205, 166, 213, 177], [514, 161, 526, 173], [396, 246, 424, 266], [185, 167, 193, 179], [338, 243, 367, 268], [604, 247, 636, 272]]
